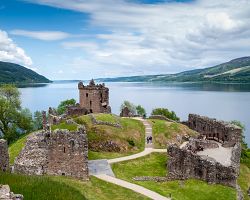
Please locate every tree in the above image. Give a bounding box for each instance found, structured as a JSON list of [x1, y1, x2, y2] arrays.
[[151, 108, 180, 121], [0, 85, 33, 143], [136, 105, 146, 117], [120, 100, 136, 115], [33, 111, 43, 130], [57, 99, 76, 115]]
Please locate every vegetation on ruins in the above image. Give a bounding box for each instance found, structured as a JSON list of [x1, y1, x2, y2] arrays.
[[149, 119, 197, 148], [120, 101, 146, 116], [120, 100, 137, 115], [231, 120, 250, 168], [0, 172, 148, 200], [8, 113, 145, 162], [57, 98, 76, 115], [112, 153, 236, 200], [151, 108, 180, 121], [0, 85, 33, 143]]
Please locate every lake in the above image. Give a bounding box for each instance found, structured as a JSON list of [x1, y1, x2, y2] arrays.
[[19, 81, 250, 145]]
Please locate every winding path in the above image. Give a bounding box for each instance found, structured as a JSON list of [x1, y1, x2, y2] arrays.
[[90, 118, 169, 200]]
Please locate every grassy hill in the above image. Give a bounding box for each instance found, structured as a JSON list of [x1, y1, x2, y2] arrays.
[[0, 61, 51, 84], [98, 57, 250, 83], [9, 114, 145, 163]]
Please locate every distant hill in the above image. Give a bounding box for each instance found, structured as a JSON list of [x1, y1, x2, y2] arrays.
[[0, 61, 51, 84], [98, 57, 250, 83]]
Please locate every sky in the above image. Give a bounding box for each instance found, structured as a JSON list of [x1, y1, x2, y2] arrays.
[[0, 0, 250, 80]]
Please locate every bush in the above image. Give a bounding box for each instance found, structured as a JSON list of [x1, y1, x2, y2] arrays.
[[120, 101, 137, 115], [136, 105, 146, 117], [57, 99, 76, 115], [151, 108, 180, 121]]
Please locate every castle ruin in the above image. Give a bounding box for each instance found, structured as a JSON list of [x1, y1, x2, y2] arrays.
[[167, 114, 242, 188], [187, 114, 242, 144], [14, 126, 89, 180], [78, 79, 111, 114], [0, 139, 9, 172]]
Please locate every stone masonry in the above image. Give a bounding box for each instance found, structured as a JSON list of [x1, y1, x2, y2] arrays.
[[167, 114, 242, 188], [14, 126, 89, 180], [167, 142, 241, 188], [187, 114, 242, 144], [0, 185, 23, 200], [0, 139, 9, 172], [78, 79, 111, 114]]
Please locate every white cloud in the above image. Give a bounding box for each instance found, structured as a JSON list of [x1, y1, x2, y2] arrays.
[[0, 30, 32, 66], [10, 30, 72, 41], [26, 0, 250, 77]]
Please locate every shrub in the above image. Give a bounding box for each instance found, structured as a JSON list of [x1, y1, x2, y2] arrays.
[[151, 108, 180, 121]]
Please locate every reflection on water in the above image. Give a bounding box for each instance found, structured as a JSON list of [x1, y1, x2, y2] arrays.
[[19, 81, 250, 145]]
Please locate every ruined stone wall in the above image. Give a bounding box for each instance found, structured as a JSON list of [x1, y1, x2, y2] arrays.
[[14, 127, 89, 180], [167, 144, 239, 188], [187, 114, 242, 144], [0, 185, 23, 200], [78, 80, 111, 114], [0, 139, 9, 172], [66, 105, 88, 117]]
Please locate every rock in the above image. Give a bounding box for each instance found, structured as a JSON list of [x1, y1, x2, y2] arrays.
[[0, 185, 23, 200]]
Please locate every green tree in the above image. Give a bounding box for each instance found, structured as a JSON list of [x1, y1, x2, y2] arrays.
[[0, 85, 33, 143], [57, 99, 76, 115], [33, 111, 43, 130], [120, 100, 137, 115], [151, 108, 180, 121], [136, 105, 146, 117]]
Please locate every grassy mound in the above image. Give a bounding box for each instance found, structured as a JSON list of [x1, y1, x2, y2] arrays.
[[0, 173, 148, 200], [94, 113, 120, 123], [51, 122, 78, 131], [238, 162, 250, 199], [112, 153, 236, 200], [149, 119, 197, 148], [9, 114, 145, 162], [9, 134, 30, 165], [75, 114, 145, 160]]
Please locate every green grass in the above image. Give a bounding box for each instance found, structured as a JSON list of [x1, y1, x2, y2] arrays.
[[112, 153, 236, 200], [149, 119, 197, 148], [238, 163, 250, 200], [51, 122, 78, 131], [76, 115, 145, 160], [94, 113, 120, 123], [0, 172, 149, 200], [9, 134, 30, 165]]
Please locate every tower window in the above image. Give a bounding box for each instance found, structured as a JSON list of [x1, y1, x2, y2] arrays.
[[90, 101, 92, 107], [63, 147, 66, 153], [86, 93, 88, 97]]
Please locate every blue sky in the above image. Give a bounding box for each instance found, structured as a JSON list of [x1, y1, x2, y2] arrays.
[[0, 0, 250, 80]]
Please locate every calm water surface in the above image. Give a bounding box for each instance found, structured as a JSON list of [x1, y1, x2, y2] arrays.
[[19, 82, 250, 145]]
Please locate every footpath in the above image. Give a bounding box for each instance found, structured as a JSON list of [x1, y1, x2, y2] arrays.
[[89, 118, 169, 200]]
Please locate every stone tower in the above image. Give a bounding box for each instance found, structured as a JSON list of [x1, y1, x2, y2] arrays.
[[0, 139, 9, 172], [78, 79, 111, 113]]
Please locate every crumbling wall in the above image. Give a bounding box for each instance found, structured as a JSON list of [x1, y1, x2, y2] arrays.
[[167, 144, 239, 188], [78, 80, 111, 114], [0, 185, 23, 200], [187, 114, 242, 144], [0, 139, 9, 172], [14, 127, 89, 180]]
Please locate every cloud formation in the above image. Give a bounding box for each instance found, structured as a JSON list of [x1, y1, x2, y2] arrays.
[[10, 30, 72, 41], [0, 30, 32, 66], [27, 0, 250, 77]]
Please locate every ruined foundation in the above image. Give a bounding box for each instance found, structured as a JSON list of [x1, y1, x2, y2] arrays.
[[187, 114, 242, 144], [0, 139, 9, 172], [0, 185, 23, 200], [167, 114, 242, 188], [14, 127, 89, 180]]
